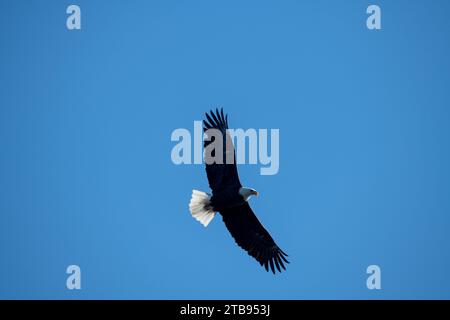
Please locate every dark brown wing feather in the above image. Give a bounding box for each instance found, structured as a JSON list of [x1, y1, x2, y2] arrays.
[[220, 202, 289, 274], [203, 108, 241, 192]]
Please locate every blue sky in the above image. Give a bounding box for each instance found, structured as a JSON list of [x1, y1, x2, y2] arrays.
[[1, 0, 450, 299]]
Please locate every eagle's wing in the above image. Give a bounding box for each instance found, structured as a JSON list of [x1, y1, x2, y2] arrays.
[[220, 202, 289, 274], [203, 108, 241, 192]]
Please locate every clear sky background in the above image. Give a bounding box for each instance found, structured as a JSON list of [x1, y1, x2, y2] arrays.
[[1, 0, 450, 299]]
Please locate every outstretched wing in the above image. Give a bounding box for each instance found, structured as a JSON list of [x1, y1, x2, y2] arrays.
[[220, 203, 289, 274], [203, 108, 241, 192]]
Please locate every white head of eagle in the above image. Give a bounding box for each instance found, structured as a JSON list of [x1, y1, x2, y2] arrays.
[[239, 187, 259, 201], [188, 108, 289, 274]]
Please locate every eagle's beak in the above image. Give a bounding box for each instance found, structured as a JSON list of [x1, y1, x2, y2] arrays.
[[254, 191, 260, 197]]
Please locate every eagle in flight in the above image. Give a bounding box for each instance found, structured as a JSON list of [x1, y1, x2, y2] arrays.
[[189, 109, 289, 274]]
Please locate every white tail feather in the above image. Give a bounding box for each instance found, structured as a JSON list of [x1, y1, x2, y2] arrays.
[[189, 190, 215, 227]]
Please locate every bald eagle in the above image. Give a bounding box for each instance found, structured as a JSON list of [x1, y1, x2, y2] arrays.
[[189, 109, 289, 274]]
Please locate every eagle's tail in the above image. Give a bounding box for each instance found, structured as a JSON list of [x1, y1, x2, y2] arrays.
[[189, 190, 215, 227]]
